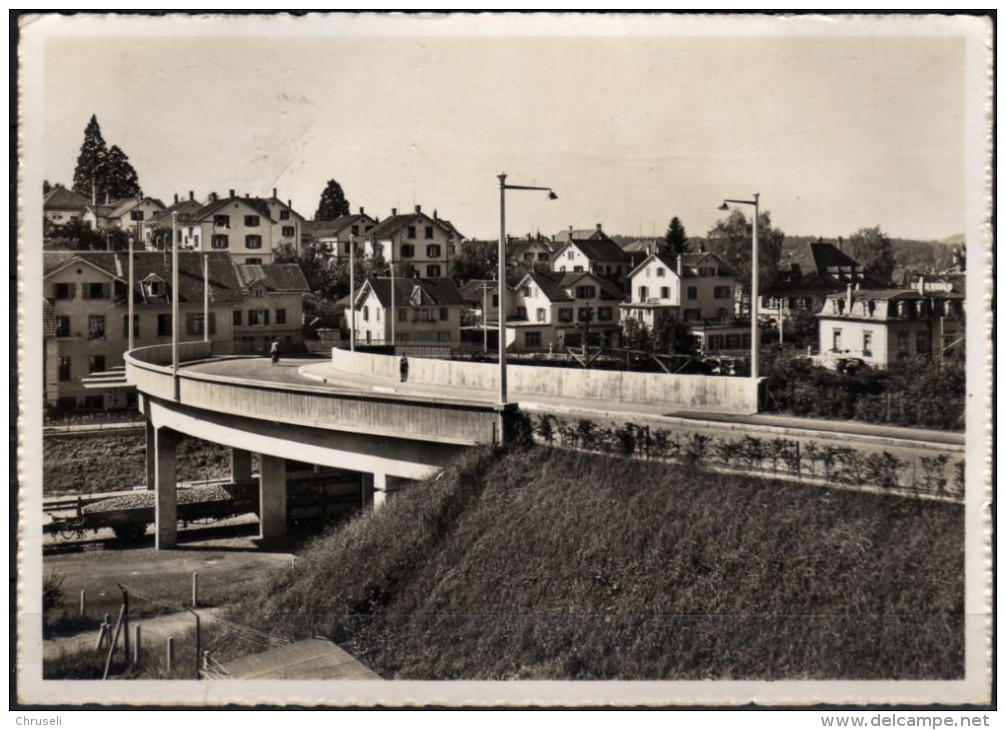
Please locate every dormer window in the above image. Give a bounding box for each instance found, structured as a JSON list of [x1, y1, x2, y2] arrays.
[[141, 274, 166, 299]]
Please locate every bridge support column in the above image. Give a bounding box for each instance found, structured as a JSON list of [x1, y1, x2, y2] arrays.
[[154, 427, 182, 550], [259, 455, 287, 540], [230, 448, 253, 483], [361, 473, 375, 507], [144, 417, 156, 491], [372, 472, 388, 508]]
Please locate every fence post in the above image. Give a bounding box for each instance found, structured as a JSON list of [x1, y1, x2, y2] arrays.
[[94, 623, 107, 651], [192, 573, 198, 608], [122, 589, 130, 664], [194, 613, 202, 679], [102, 603, 126, 680], [79, 590, 86, 617], [166, 637, 174, 673], [133, 625, 142, 666]]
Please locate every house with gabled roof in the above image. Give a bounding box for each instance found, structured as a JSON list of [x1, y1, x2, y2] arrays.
[[507, 236, 554, 269], [232, 263, 311, 350], [83, 196, 166, 231], [302, 207, 379, 263], [181, 190, 281, 264], [508, 269, 624, 350], [43, 186, 90, 227], [144, 192, 205, 247], [362, 205, 464, 279], [550, 224, 630, 286], [350, 275, 469, 346]]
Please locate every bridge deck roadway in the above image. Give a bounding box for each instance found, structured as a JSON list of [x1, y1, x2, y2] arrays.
[[182, 357, 963, 452]]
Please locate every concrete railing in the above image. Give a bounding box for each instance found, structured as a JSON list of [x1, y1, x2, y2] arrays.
[[331, 348, 761, 414], [125, 342, 502, 445]]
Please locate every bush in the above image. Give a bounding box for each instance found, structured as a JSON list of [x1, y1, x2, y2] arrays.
[[43, 572, 65, 615]]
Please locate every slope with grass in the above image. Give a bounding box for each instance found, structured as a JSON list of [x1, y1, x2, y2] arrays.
[[232, 445, 963, 680]]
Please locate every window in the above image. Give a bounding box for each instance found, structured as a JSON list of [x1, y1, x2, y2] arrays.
[[361, 306, 369, 322], [157, 314, 172, 336], [577, 307, 593, 322], [426, 244, 441, 258], [597, 307, 613, 321], [53, 282, 74, 300], [425, 226, 434, 239], [491, 294, 499, 308], [862, 331, 873, 357], [439, 307, 449, 321], [248, 309, 270, 326], [407, 226, 416, 239], [85, 282, 106, 300], [897, 331, 909, 355], [245, 258, 262, 265], [245, 235, 263, 249], [233, 310, 242, 326], [660, 286, 670, 299], [699, 266, 716, 277], [415, 308, 433, 323], [82, 395, 105, 411], [426, 264, 441, 277], [567, 251, 574, 260], [244, 215, 260, 227], [254, 287, 264, 298], [517, 306, 527, 320], [437, 331, 452, 343], [575, 285, 596, 299], [276, 309, 286, 325], [398, 309, 407, 323], [536, 308, 546, 323], [716, 307, 730, 321], [279, 209, 290, 220], [282, 226, 295, 238], [401, 244, 415, 258], [521, 286, 532, 297], [122, 315, 139, 338], [573, 266, 584, 273], [916, 331, 929, 356], [558, 308, 573, 323], [186, 313, 217, 336], [524, 331, 542, 348], [88, 355, 106, 374], [656, 267, 665, 277], [211, 235, 229, 249], [637, 286, 648, 301], [58, 357, 71, 382], [351, 224, 359, 236], [687, 286, 698, 300], [88, 315, 106, 340], [832, 328, 843, 352], [714, 286, 732, 299], [214, 215, 230, 228], [55, 316, 71, 337]]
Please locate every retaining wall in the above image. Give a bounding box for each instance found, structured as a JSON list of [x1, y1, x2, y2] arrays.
[[331, 348, 761, 414]]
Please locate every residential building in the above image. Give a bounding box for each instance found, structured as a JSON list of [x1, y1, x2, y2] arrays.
[[81, 196, 166, 231], [302, 208, 379, 263], [42, 251, 242, 411], [816, 282, 965, 368], [362, 205, 464, 279], [508, 270, 624, 350], [550, 224, 630, 286], [43, 187, 90, 227], [232, 263, 311, 350], [183, 190, 285, 264], [351, 276, 469, 346], [43, 251, 311, 411], [144, 192, 205, 247], [260, 188, 307, 254], [760, 242, 883, 319], [507, 236, 554, 269], [458, 279, 501, 325]]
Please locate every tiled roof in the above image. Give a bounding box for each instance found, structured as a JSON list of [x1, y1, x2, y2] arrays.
[[149, 199, 205, 226], [192, 195, 276, 223], [303, 214, 377, 239], [235, 263, 310, 293], [458, 279, 498, 302], [43, 187, 90, 211], [107, 197, 166, 219], [627, 252, 679, 279], [557, 272, 624, 300], [525, 270, 573, 302], [360, 276, 468, 308], [43, 251, 244, 304], [565, 238, 630, 262], [366, 213, 463, 241], [678, 252, 740, 278], [826, 288, 964, 302]]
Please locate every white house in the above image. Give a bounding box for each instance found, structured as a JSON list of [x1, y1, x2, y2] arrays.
[[351, 276, 469, 346], [363, 205, 464, 279], [508, 270, 624, 350]]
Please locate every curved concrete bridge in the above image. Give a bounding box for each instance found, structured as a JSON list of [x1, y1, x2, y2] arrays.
[[125, 342, 513, 548]]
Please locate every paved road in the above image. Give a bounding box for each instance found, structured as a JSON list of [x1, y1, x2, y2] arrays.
[[184, 357, 963, 451]]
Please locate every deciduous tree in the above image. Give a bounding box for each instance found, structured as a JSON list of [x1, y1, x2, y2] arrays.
[[844, 226, 896, 284], [706, 209, 785, 286]]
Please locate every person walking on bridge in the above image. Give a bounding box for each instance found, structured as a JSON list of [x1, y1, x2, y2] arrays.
[[399, 355, 409, 382], [270, 339, 280, 366]]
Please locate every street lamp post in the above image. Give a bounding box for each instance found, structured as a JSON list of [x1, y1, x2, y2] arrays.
[[497, 173, 557, 433], [349, 235, 356, 352], [718, 193, 760, 379], [171, 211, 180, 400]]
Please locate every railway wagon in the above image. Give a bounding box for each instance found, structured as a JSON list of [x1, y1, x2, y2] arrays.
[[48, 473, 364, 542]]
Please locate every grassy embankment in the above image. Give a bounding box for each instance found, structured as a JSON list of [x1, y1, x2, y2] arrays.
[[229, 444, 963, 680], [43, 432, 240, 495]]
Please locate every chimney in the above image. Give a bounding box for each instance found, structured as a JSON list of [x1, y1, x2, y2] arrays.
[[244, 193, 250, 199], [359, 206, 365, 216], [189, 190, 194, 200], [837, 236, 844, 251], [174, 193, 179, 204], [229, 189, 235, 198], [917, 276, 926, 296], [391, 207, 397, 216], [415, 204, 421, 214], [846, 283, 854, 313], [273, 187, 278, 199], [433, 209, 438, 220], [288, 199, 292, 210], [596, 223, 602, 231]]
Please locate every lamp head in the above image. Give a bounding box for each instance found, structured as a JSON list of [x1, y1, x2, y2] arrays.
[[548, 190, 558, 200], [718, 202, 730, 211]]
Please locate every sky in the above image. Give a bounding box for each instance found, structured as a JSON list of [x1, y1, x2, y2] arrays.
[[39, 14, 970, 242]]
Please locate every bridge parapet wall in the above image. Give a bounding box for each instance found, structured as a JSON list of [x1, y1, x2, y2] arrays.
[[331, 348, 760, 414]]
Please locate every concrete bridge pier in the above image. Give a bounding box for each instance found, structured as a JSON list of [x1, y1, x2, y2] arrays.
[[231, 447, 253, 482], [367, 473, 415, 508], [144, 417, 156, 490], [153, 426, 183, 549], [259, 455, 287, 540]]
